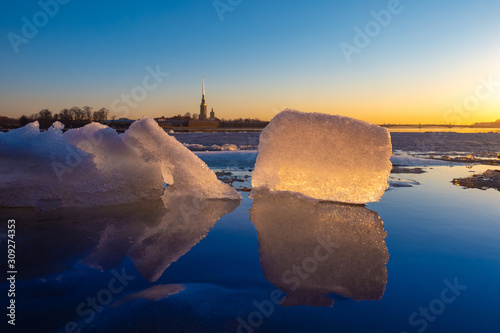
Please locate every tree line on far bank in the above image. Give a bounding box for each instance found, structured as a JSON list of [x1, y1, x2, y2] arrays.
[[19, 106, 109, 130]]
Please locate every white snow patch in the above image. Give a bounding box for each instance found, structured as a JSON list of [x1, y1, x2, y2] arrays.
[[221, 144, 238, 151]]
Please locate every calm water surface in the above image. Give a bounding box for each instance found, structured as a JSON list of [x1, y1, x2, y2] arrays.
[[1, 157, 499, 333]]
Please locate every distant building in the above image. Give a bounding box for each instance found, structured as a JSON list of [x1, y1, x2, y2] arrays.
[[199, 76, 208, 120], [150, 76, 223, 130]]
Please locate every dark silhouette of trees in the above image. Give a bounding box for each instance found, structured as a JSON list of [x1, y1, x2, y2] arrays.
[[19, 115, 30, 126], [18, 106, 109, 129], [82, 106, 93, 121], [38, 109, 53, 129], [92, 108, 109, 123], [58, 108, 73, 127], [70, 106, 86, 127]]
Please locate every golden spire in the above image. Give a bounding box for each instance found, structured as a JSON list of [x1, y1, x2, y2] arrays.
[[202, 75, 205, 97]]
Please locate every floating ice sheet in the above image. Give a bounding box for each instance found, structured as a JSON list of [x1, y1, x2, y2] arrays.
[[252, 110, 392, 204]]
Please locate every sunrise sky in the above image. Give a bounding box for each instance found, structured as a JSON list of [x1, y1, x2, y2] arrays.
[[1, 0, 500, 124]]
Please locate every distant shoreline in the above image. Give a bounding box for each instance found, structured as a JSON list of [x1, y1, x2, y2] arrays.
[[2, 119, 500, 134]]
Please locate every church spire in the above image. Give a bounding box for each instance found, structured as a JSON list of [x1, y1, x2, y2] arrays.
[[202, 75, 205, 97], [200, 75, 207, 120]]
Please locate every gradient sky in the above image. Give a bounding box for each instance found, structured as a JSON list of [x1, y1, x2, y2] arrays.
[[1, 0, 500, 124]]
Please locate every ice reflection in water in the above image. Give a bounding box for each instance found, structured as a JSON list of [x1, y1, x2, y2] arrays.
[[124, 192, 239, 282], [114, 284, 186, 305], [5, 189, 239, 283], [250, 189, 389, 307]]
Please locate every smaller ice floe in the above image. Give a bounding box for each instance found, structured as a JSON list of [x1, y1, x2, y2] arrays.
[[183, 143, 207, 151], [441, 154, 500, 166], [452, 169, 500, 191], [391, 155, 457, 167], [210, 144, 222, 150], [209, 143, 240, 151], [252, 110, 392, 204], [221, 144, 238, 151], [182, 143, 251, 151], [215, 172, 247, 186], [0, 118, 239, 208]]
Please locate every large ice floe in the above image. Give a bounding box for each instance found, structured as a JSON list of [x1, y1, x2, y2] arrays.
[[0, 118, 239, 208], [252, 110, 392, 204]]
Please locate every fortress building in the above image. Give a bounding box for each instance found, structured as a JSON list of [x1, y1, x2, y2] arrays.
[[154, 76, 222, 129]]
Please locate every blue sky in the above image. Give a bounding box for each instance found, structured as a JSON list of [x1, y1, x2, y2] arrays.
[[1, 0, 499, 123]]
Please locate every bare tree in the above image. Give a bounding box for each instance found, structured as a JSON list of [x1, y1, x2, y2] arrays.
[[19, 115, 30, 126], [93, 107, 109, 123], [70, 106, 85, 126], [58, 108, 73, 126], [82, 106, 93, 121], [38, 109, 53, 129]]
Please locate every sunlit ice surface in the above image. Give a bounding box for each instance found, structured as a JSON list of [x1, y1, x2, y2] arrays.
[[252, 110, 392, 204]]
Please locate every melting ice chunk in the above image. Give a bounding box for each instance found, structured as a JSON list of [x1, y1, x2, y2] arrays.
[[0, 118, 239, 208], [252, 110, 392, 204], [122, 117, 240, 200]]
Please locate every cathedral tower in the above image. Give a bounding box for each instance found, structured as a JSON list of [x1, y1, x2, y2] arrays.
[[199, 76, 207, 120]]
